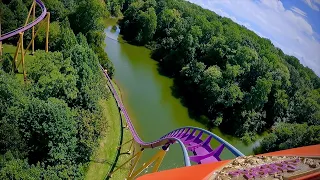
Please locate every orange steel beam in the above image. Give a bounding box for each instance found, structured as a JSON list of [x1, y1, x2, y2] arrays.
[[109, 150, 144, 178], [128, 147, 167, 180]]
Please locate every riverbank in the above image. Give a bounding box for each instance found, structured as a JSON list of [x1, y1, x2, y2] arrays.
[[104, 19, 259, 169], [85, 80, 133, 180]]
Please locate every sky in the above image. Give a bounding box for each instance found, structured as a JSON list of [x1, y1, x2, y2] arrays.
[[186, 0, 320, 76]]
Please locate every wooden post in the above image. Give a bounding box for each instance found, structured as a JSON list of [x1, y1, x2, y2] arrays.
[[12, 1, 34, 72], [45, 12, 50, 52], [32, 1, 35, 55], [20, 33, 26, 81], [24, 1, 35, 26], [13, 40, 21, 72], [24, 21, 45, 56]]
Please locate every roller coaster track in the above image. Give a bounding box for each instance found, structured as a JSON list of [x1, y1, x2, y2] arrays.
[[0, 0, 47, 41], [100, 65, 244, 168]]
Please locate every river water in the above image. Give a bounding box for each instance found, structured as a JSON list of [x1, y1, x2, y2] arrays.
[[104, 20, 258, 171]]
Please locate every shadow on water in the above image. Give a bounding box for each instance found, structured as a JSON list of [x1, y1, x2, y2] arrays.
[[168, 78, 213, 127], [166, 74, 254, 141], [168, 78, 246, 144], [156, 63, 175, 77]]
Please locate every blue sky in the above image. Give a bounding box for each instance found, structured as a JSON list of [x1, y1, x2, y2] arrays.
[[186, 0, 320, 76]]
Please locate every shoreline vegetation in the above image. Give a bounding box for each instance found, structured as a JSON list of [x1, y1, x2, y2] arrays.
[[113, 0, 320, 153]]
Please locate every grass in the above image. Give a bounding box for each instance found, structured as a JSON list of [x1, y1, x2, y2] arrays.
[[85, 81, 133, 180], [2, 44, 35, 68], [2, 44, 35, 82]]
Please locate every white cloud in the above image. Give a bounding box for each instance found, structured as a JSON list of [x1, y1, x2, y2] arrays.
[[303, 0, 320, 11], [186, 0, 320, 76], [291, 6, 307, 17], [260, 0, 285, 12]]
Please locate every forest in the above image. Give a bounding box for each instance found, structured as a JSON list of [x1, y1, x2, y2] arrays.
[[0, 0, 319, 178], [0, 0, 115, 178], [116, 0, 320, 152]]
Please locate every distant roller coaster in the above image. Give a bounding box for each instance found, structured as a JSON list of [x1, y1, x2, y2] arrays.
[[0, 0, 50, 81]]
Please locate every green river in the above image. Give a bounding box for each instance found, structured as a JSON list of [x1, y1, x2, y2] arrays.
[[104, 20, 258, 170]]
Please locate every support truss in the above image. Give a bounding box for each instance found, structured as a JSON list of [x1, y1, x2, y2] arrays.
[[109, 145, 169, 180], [12, 0, 50, 81]]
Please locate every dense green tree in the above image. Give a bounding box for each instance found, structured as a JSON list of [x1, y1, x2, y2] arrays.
[[180, 61, 206, 86], [239, 110, 266, 137], [201, 66, 223, 115], [0, 71, 27, 155], [269, 89, 289, 122], [222, 83, 244, 107], [107, 0, 124, 17], [69, 0, 106, 40], [247, 77, 273, 110], [157, 8, 181, 36], [223, 64, 243, 82], [35, 22, 61, 51], [44, 162, 84, 179], [121, 0, 157, 45], [201, 35, 230, 68], [0, 3, 18, 34], [69, 44, 107, 110], [0, 152, 43, 180], [17, 98, 77, 165], [135, 7, 157, 44], [60, 0, 77, 14], [28, 51, 78, 103], [0, 119, 26, 155], [0, 152, 84, 180], [76, 33, 89, 49], [1, 53, 13, 74], [255, 123, 320, 153], [0, 71, 25, 118], [8, 0, 27, 28], [57, 20, 77, 57], [289, 89, 320, 125], [94, 46, 115, 77], [42, 0, 67, 21], [74, 108, 104, 163]]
